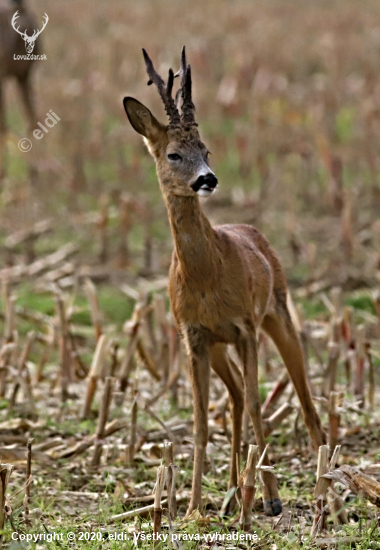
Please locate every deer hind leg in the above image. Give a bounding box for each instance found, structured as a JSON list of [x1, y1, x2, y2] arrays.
[[185, 328, 210, 515], [235, 330, 281, 516], [0, 82, 6, 178], [210, 344, 244, 496], [17, 73, 36, 133], [262, 307, 326, 450], [17, 74, 38, 185]]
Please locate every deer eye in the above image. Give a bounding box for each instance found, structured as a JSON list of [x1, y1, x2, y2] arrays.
[[168, 153, 182, 161]]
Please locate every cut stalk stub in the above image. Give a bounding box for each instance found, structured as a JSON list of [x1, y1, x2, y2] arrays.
[[239, 444, 258, 531], [153, 464, 165, 546]]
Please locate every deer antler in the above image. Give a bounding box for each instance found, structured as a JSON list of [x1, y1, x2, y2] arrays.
[[178, 46, 196, 126], [142, 49, 181, 127], [29, 13, 49, 40], [11, 11, 48, 41], [11, 11, 27, 38]]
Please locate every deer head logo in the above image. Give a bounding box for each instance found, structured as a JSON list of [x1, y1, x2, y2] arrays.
[[11, 10, 49, 54]]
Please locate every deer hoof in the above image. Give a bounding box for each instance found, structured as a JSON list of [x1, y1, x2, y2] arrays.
[[264, 498, 282, 516], [184, 503, 203, 519]]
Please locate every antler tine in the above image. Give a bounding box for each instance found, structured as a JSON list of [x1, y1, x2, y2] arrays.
[[180, 45, 187, 87], [142, 49, 181, 126], [179, 46, 196, 125], [167, 68, 174, 99], [11, 11, 25, 36], [32, 13, 49, 39]]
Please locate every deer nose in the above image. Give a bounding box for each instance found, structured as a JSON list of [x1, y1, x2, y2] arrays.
[[191, 173, 218, 193]]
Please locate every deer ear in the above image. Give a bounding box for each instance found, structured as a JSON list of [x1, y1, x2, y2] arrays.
[[123, 97, 166, 141]]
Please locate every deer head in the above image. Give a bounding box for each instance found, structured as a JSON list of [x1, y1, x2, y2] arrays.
[[11, 11, 49, 54], [123, 47, 218, 198]]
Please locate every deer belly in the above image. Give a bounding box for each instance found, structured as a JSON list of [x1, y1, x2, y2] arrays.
[[176, 291, 247, 341]]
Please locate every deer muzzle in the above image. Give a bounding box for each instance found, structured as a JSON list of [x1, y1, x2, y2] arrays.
[[191, 173, 218, 196]]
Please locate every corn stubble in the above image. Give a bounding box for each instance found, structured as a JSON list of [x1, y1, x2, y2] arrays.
[[0, 0, 379, 546]]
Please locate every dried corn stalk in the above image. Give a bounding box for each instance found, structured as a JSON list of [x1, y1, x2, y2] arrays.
[[323, 465, 380, 508]]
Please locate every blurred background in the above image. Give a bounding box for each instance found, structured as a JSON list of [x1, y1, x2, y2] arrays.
[[1, 0, 380, 320]]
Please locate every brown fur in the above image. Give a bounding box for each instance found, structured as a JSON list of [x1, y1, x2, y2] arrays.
[[123, 62, 325, 516], [0, 0, 39, 175]]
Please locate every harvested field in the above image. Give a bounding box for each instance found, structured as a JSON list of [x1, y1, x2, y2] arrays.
[[0, 0, 380, 548]]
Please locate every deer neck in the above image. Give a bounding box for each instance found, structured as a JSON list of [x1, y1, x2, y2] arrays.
[[162, 189, 219, 285]]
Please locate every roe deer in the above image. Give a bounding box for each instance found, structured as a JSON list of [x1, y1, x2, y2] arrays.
[[0, 0, 42, 173], [123, 47, 325, 517]]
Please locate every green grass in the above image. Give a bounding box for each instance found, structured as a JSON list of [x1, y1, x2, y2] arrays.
[[336, 105, 356, 143], [345, 293, 376, 315], [4, 282, 134, 333], [296, 295, 328, 320], [16, 284, 56, 316]]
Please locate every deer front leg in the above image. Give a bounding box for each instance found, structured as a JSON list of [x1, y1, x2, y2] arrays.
[[210, 344, 244, 499], [185, 330, 210, 516], [236, 332, 282, 516]]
